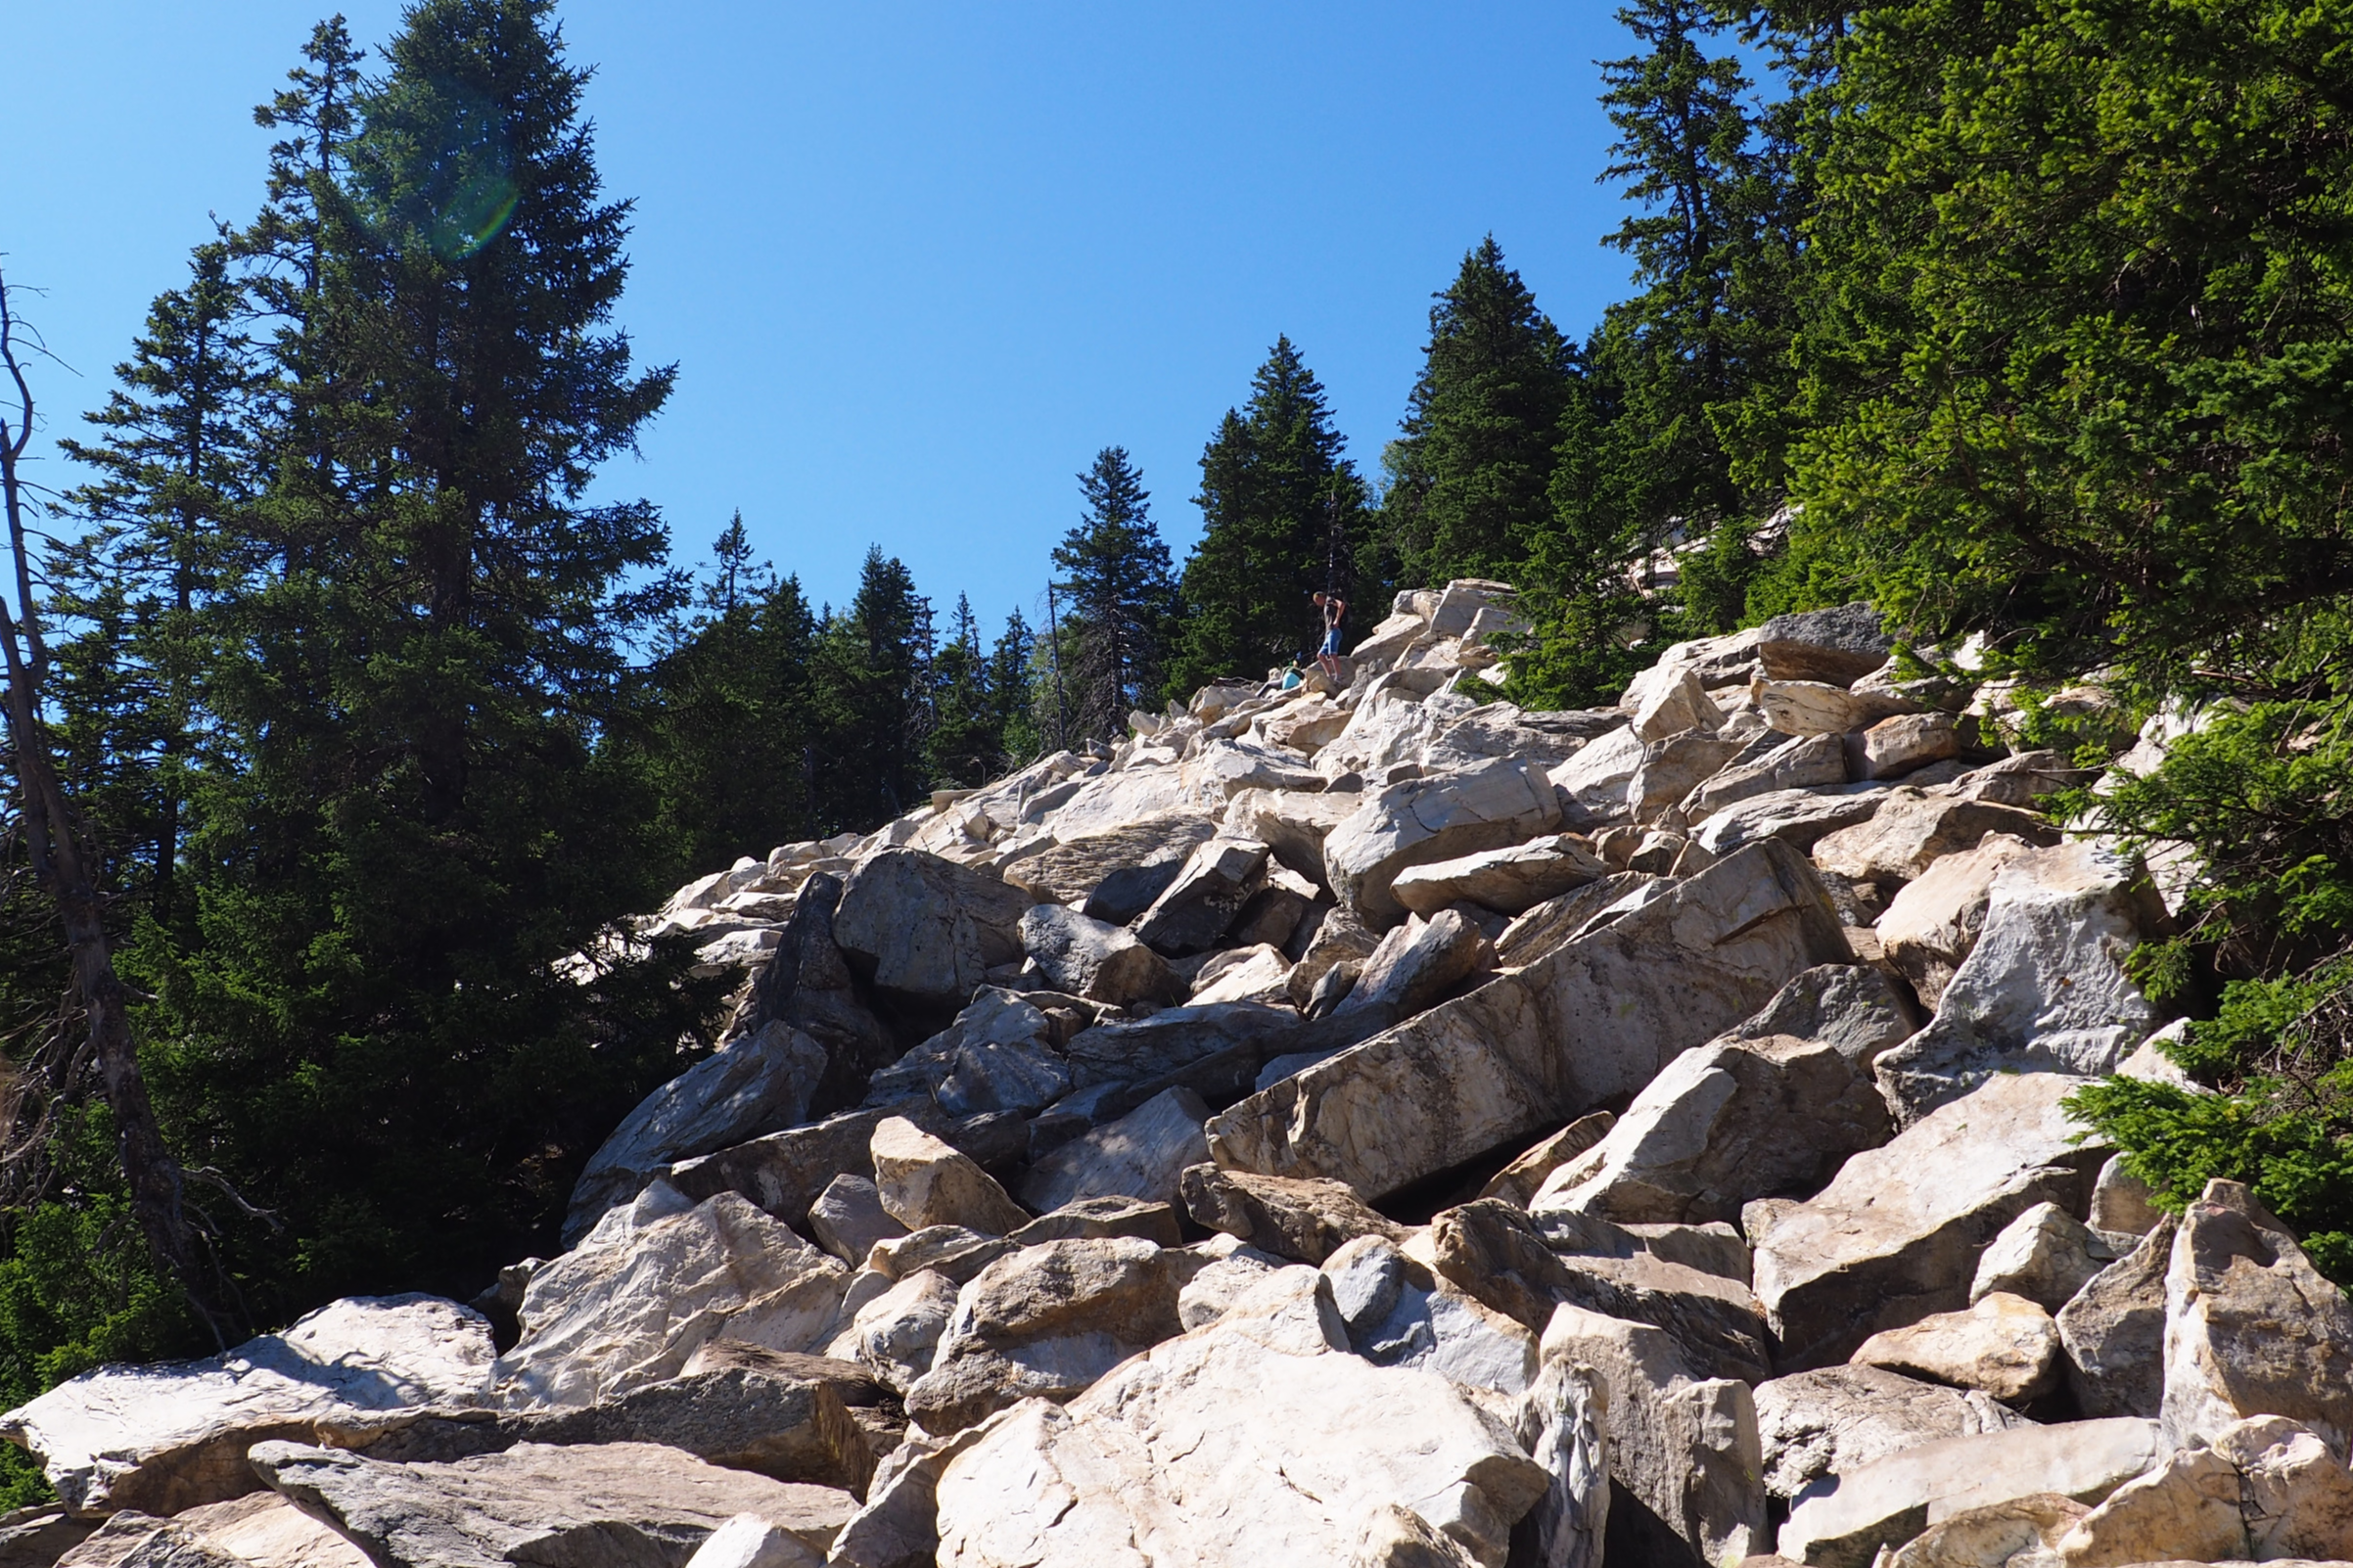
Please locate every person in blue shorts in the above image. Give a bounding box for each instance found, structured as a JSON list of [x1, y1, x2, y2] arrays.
[[1312, 591, 1347, 682]]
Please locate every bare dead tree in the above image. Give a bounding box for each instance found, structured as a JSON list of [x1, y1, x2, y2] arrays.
[[0, 258, 221, 1342]]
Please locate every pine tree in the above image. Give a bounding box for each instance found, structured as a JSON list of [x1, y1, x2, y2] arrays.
[[122, 0, 705, 1316], [614, 522, 814, 877], [1168, 339, 1371, 696], [1052, 448, 1177, 741], [1378, 239, 1576, 589], [810, 548, 932, 831], [1588, 0, 1779, 629], [989, 610, 1039, 766], [925, 595, 999, 788], [54, 244, 267, 923]]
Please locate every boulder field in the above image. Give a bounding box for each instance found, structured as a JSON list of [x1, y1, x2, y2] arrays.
[[6, 579, 2350, 1568]]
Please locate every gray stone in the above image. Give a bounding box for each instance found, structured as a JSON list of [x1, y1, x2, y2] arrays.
[[2163, 1178, 2353, 1454], [1776, 1418, 2160, 1568], [1751, 1364, 2034, 1502], [1182, 942, 1293, 1005], [1223, 788, 1361, 891], [1508, 1349, 1610, 1568], [1534, 1303, 1766, 1566], [2087, 1154, 2165, 1236], [563, 1023, 828, 1249], [1528, 1035, 1889, 1226], [1949, 749, 2090, 809], [1969, 1201, 2116, 1313], [1850, 1291, 2062, 1405], [834, 850, 1032, 1016], [1857, 713, 1961, 779], [1626, 729, 1750, 823], [1059, 1000, 1295, 1098], [1178, 738, 1326, 802], [1630, 664, 1726, 742], [247, 1440, 855, 1568], [485, 1350, 878, 1496], [1429, 1199, 1771, 1383], [828, 1269, 960, 1393], [870, 1117, 1030, 1236], [865, 1226, 1014, 1286], [1875, 842, 2163, 1124], [0, 1295, 492, 1518], [905, 1237, 1185, 1434], [1008, 1195, 1185, 1249], [1684, 732, 1850, 819], [1811, 789, 2059, 887], [1325, 759, 1564, 926], [1179, 1164, 1407, 1265], [1752, 1072, 2106, 1370], [721, 871, 897, 1120], [1017, 1086, 1210, 1213], [683, 1513, 824, 1568], [1884, 1493, 2086, 1568], [1286, 901, 1380, 1004], [1547, 726, 1646, 827], [862, 989, 1067, 1115], [1205, 839, 1853, 1201], [493, 1194, 848, 1409], [1131, 837, 1270, 954], [928, 1269, 1549, 1568], [2053, 1413, 2353, 1567], [1017, 903, 1176, 1006], [1755, 678, 1918, 736], [2056, 1215, 2172, 1421], [1488, 872, 1658, 970], [1873, 833, 2045, 1010], [807, 1176, 906, 1268], [668, 1104, 959, 1232], [1756, 602, 1894, 686], [1723, 962, 1920, 1067], [1688, 783, 1891, 856], [1335, 907, 1496, 1023], [1390, 835, 1607, 917], [1478, 1112, 1616, 1210], [1421, 702, 1619, 771]]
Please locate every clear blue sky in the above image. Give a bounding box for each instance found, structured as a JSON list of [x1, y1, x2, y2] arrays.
[[5, 3, 1649, 632]]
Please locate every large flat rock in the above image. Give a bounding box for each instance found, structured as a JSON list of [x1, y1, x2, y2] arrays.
[[493, 1193, 847, 1409], [1874, 841, 2163, 1123], [1323, 758, 1562, 924], [1, 1295, 491, 1517], [249, 1439, 855, 1568], [1752, 1073, 2106, 1371], [929, 1270, 1548, 1567], [564, 1021, 827, 1247], [1204, 839, 1852, 1200], [1776, 1417, 2159, 1568]]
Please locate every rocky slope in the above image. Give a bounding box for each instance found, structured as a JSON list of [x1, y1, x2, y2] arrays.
[[5, 579, 2351, 1568]]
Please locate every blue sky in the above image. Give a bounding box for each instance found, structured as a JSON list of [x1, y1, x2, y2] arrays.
[[5, 3, 1649, 632]]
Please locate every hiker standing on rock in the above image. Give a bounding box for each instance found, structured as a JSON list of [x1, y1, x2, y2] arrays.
[[1313, 591, 1347, 682]]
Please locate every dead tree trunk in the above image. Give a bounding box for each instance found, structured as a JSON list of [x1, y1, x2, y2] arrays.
[[0, 261, 219, 1341]]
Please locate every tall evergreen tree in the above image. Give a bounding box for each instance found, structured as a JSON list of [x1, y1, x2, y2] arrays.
[[1052, 448, 1176, 741], [926, 593, 999, 787], [119, 0, 705, 1318], [1377, 239, 1576, 589], [1168, 340, 1370, 695], [989, 610, 1039, 766], [613, 521, 816, 879], [809, 548, 932, 831], [53, 245, 267, 923]]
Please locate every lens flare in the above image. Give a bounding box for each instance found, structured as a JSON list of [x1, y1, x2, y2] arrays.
[[433, 170, 520, 260]]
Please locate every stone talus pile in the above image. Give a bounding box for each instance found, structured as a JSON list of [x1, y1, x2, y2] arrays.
[[8, 581, 2350, 1568]]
